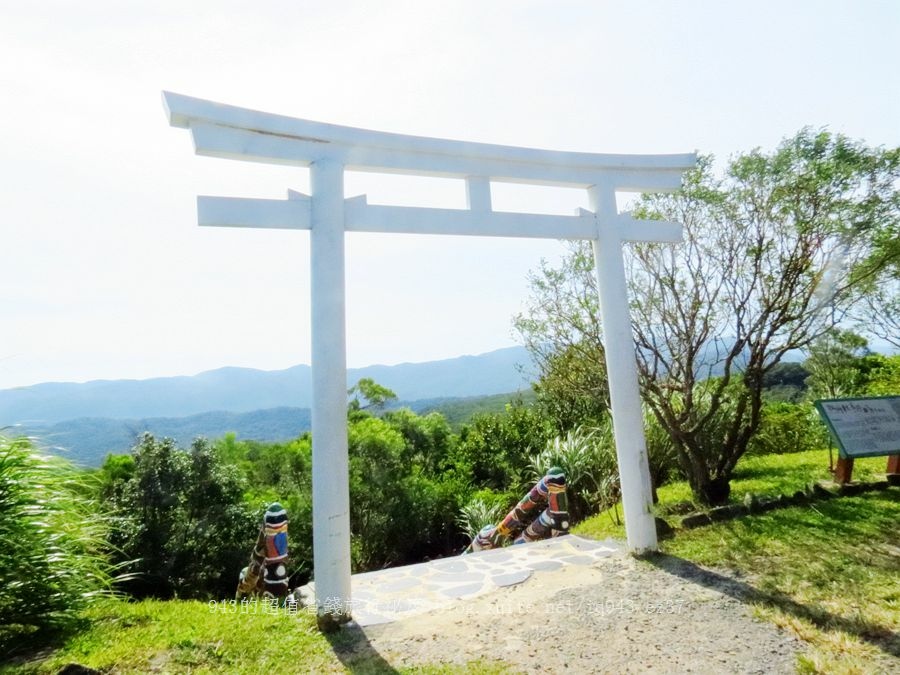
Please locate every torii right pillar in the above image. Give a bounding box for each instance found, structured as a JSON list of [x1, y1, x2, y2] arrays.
[[590, 182, 658, 553]]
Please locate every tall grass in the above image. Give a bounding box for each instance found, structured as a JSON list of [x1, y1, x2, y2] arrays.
[[0, 435, 115, 657], [457, 496, 509, 541], [528, 425, 620, 522]]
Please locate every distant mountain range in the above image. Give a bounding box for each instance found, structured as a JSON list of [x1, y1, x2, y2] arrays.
[[23, 407, 313, 467], [0, 346, 535, 426], [1, 347, 537, 466], [18, 390, 537, 468]]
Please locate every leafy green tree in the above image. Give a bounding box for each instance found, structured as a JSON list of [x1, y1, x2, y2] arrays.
[[748, 401, 830, 455], [454, 403, 556, 492], [239, 435, 312, 491], [217, 434, 316, 583], [531, 342, 609, 430], [347, 416, 406, 568], [517, 130, 900, 505], [803, 329, 870, 399], [217, 399, 470, 579], [856, 278, 900, 350], [106, 434, 256, 598], [382, 407, 455, 474], [864, 354, 900, 395], [98, 453, 135, 502], [347, 415, 469, 567], [348, 378, 398, 414], [515, 246, 610, 432], [850, 145, 900, 348]]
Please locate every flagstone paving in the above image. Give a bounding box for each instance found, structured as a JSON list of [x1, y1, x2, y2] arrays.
[[299, 535, 621, 625]]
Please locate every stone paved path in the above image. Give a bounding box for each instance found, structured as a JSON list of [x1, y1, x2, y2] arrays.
[[299, 536, 810, 673], [337, 548, 804, 674], [300, 535, 620, 625]]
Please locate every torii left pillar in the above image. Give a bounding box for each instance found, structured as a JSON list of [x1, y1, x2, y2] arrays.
[[309, 159, 352, 628]]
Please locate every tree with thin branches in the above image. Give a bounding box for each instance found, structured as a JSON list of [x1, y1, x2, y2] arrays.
[[516, 130, 900, 505]]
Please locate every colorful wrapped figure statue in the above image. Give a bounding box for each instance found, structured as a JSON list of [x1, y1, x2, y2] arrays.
[[467, 467, 569, 552], [236, 502, 289, 600], [263, 503, 289, 598]]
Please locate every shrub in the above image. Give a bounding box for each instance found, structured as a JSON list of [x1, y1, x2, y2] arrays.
[[863, 354, 900, 395], [640, 406, 682, 494], [527, 410, 681, 523], [0, 436, 114, 657], [454, 403, 556, 491], [528, 425, 619, 522], [348, 417, 471, 568], [457, 490, 514, 541], [104, 434, 257, 599], [748, 401, 830, 455]]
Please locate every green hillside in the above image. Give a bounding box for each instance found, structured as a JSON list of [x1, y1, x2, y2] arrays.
[[415, 390, 537, 428]]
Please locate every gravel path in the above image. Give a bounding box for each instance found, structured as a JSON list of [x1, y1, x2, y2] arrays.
[[335, 551, 802, 673]]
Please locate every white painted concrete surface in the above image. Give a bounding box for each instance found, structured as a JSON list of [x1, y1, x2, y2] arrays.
[[164, 91, 694, 622]]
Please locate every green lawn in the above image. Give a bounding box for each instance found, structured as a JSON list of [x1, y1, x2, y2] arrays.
[[575, 449, 900, 674], [575, 449, 891, 540], [6, 599, 338, 674], [8, 597, 508, 674]]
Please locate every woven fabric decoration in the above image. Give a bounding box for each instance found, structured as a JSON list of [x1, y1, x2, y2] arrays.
[[235, 529, 267, 599], [467, 467, 569, 552]]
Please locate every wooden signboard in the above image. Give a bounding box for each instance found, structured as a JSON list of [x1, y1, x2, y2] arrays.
[[815, 396, 900, 458], [814, 396, 900, 483]]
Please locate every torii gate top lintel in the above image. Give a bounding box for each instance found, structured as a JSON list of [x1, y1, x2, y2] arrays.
[[163, 91, 695, 192]]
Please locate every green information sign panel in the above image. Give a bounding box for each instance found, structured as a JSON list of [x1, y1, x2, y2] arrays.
[[814, 396, 900, 459]]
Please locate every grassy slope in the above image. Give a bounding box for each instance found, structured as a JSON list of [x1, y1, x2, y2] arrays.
[[8, 600, 336, 674], [575, 450, 900, 674], [10, 599, 508, 674], [13, 449, 897, 673]]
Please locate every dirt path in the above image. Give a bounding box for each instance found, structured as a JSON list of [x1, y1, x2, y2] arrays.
[[336, 551, 801, 673]]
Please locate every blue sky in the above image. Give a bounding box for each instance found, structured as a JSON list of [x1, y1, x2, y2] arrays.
[[1, 1, 898, 389]]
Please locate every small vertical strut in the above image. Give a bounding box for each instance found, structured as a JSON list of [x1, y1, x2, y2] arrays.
[[466, 176, 492, 212]]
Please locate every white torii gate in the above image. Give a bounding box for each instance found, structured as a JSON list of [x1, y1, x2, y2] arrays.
[[163, 92, 695, 625]]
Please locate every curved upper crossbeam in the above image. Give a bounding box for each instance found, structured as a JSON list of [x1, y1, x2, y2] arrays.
[[163, 91, 695, 191]]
